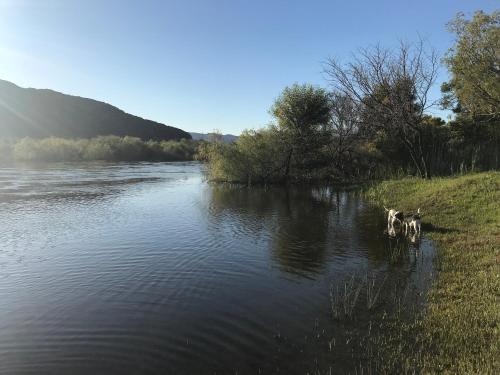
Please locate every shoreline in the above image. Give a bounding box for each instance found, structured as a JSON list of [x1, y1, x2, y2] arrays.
[[364, 172, 500, 373]]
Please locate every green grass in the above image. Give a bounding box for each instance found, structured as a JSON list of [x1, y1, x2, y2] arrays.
[[365, 172, 500, 374]]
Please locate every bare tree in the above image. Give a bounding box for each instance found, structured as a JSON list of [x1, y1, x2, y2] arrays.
[[327, 92, 360, 176], [324, 39, 439, 178]]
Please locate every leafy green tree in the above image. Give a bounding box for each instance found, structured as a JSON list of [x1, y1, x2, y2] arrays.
[[442, 10, 500, 120], [441, 10, 500, 171], [270, 84, 331, 178]]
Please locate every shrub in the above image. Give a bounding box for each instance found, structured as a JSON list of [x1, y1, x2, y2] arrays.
[[3, 136, 199, 162]]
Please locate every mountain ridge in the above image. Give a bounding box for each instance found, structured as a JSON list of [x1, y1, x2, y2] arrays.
[[0, 79, 191, 141], [190, 132, 238, 142]]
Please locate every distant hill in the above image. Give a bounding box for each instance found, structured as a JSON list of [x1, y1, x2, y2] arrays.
[[190, 132, 238, 143], [0, 79, 191, 141]]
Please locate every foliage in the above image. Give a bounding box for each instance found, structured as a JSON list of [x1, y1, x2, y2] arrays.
[[200, 82, 497, 184], [438, 10, 500, 174], [442, 10, 500, 120], [198, 85, 334, 184], [197, 127, 287, 184], [0, 136, 199, 162], [270, 83, 331, 178]]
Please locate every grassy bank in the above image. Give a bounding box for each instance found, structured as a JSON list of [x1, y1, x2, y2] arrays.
[[365, 172, 499, 373]]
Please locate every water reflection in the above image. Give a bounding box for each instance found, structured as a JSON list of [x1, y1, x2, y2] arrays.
[[205, 184, 432, 282], [206, 185, 339, 277]]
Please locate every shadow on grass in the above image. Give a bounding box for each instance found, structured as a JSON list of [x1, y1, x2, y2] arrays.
[[422, 223, 459, 234]]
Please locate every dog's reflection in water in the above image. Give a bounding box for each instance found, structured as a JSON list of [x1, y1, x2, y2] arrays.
[[386, 225, 398, 238], [385, 225, 421, 244], [383, 226, 422, 265], [408, 231, 421, 245]]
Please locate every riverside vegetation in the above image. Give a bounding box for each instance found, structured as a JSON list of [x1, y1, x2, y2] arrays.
[[199, 11, 499, 184], [0, 136, 199, 162]]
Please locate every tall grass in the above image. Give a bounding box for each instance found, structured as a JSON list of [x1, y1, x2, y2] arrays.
[[0, 136, 199, 162]]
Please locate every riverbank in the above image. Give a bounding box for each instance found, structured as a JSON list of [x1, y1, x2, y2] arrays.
[[0, 136, 198, 162], [365, 172, 500, 373]]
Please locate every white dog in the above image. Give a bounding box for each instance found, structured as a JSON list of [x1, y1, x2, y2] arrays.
[[384, 207, 404, 228]]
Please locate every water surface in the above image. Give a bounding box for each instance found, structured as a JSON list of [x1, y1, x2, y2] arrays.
[[0, 162, 435, 374]]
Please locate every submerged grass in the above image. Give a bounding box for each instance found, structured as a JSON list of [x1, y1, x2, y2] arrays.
[[330, 273, 388, 320], [365, 172, 500, 374]]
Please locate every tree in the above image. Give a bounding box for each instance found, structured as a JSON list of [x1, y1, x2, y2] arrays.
[[441, 10, 500, 171], [326, 93, 360, 176], [324, 40, 439, 178], [270, 84, 331, 179], [442, 10, 500, 121]]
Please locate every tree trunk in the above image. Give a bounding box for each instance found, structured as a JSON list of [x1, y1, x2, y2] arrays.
[[284, 148, 293, 180]]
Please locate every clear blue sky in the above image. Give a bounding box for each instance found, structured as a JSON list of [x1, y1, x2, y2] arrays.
[[0, 0, 497, 134]]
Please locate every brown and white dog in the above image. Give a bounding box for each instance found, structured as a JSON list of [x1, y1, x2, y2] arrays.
[[403, 209, 422, 234], [384, 207, 404, 228]]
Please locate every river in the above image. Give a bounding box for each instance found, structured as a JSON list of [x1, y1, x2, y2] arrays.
[[0, 162, 435, 374]]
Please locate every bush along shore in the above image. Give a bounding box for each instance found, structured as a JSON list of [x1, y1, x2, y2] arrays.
[[364, 172, 500, 373], [0, 136, 199, 163]]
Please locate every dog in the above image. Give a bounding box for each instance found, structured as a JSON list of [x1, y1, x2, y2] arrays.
[[386, 225, 398, 238], [403, 209, 421, 234], [384, 207, 404, 228]]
